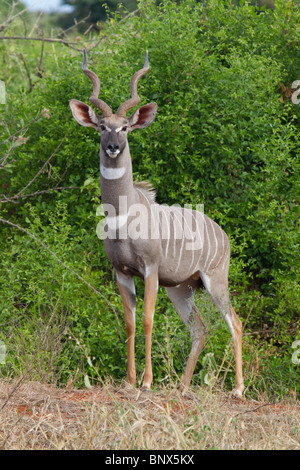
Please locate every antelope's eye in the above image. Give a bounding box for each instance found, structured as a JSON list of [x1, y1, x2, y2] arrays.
[[122, 126, 128, 132], [100, 125, 106, 131]]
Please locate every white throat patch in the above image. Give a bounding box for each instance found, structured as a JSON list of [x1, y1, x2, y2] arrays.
[[100, 163, 125, 180]]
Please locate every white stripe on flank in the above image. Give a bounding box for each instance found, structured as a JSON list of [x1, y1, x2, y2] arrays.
[[187, 211, 195, 269], [203, 216, 211, 271], [212, 228, 224, 271], [100, 163, 125, 180], [106, 213, 128, 230], [171, 210, 177, 257], [221, 228, 224, 254], [172, 207, 185, 272], [222, 243, 230, 271], [207, 219, 218, 272], [161, 206, 170, 258], [195, 211, 205, 265]]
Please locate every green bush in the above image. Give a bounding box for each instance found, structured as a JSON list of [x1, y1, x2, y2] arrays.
[[0, 0, 299, 398]]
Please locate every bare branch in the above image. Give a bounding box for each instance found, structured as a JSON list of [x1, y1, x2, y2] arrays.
[[28, 9, 44, 38], [13, 132, 69, 198], [0, 142, 15, 168], [0, 186, 80, 203], [0, 112, 42, 147], [0, 217, 120, 320], [19, 52, 34, 92], [87, 8, 140, 51], [0, 36, 82, 51], [0, 1, 17, 33], [0, 2, 35, 33], [55, 12, 91, 38], [37, 35, 45, 78]]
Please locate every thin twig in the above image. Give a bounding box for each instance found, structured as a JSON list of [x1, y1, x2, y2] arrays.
[[0, 36, 82, 51], [55, 13, 91, 38], [0, 142, 15, 168], [36, 33, 45, 77], [0, 1, 17, 32], [1, 3, 33, 31], [13, 133, 69, 198], [0, 186, 80, 203], [28, 9, 44, 38], [0, 112, 42, 147], [0, 217, 119, 322], [87, 8, 140, 51], [19, 52, 33, 92], [233, 402, 275, 418]]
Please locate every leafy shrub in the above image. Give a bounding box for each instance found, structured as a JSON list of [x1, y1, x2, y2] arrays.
[[0, 0, 299, 397]]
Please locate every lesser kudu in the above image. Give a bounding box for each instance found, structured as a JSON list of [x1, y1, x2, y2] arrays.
[[70, 50, 244, 397]]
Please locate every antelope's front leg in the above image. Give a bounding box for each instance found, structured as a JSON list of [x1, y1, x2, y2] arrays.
[[116, 271, 136, 386], [142, 268, 159, 391]]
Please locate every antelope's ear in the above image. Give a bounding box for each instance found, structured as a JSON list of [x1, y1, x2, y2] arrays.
[[70, 99, 99, 129], [129, 103, 158, 130]]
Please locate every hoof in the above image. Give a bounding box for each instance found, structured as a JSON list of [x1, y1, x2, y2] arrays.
[[178, 383, 189, 396], [140, 386, 151, 393], [232, 388, 244, 399]]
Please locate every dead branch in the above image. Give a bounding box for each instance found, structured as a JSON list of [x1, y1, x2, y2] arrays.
[[233, 402, 275, 418], [19, 52, 34, 92], [0, 142, 15, 168], [0, 36, 82, 52], [0, 112, 43, 147], [0, 186, 80, 203], [12, 132, 69, 199], [0, 2, 34, 33], [55, 13, 91, 38], [35, 36, 45, 78], [87, 8, 140, 51], [0, 217, 119, 321]]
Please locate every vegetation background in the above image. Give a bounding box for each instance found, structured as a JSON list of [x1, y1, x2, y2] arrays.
[[0, 0, 299, 406]]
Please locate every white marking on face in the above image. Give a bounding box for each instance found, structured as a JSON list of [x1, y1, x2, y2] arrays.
[[106, 149, 120, 158], [101, 125, 111, 132], [115, 125, 127, 133], [100, 163, 125, 180]]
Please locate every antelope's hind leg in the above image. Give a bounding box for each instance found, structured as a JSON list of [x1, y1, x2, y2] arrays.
[[116, 271, 137, 387], [166, 277, 207, 392], [200, 270, 244, 398]]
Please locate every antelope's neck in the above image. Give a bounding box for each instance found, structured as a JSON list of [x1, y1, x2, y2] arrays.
[[100, 143, 136, 213]]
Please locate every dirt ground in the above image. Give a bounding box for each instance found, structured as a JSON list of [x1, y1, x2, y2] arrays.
[[0, 379, 299, 450]]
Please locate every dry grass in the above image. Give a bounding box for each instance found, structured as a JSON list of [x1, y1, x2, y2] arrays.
[[0, 379, 299, 450]]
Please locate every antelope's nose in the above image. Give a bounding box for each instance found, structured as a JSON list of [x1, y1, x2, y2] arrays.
[[107, 144, 119, 152]]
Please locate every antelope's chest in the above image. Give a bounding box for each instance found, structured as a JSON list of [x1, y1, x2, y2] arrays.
[[103, 238, 159, 278]]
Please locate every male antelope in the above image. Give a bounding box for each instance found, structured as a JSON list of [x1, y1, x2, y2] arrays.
[[70, 50, 244, 397]]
